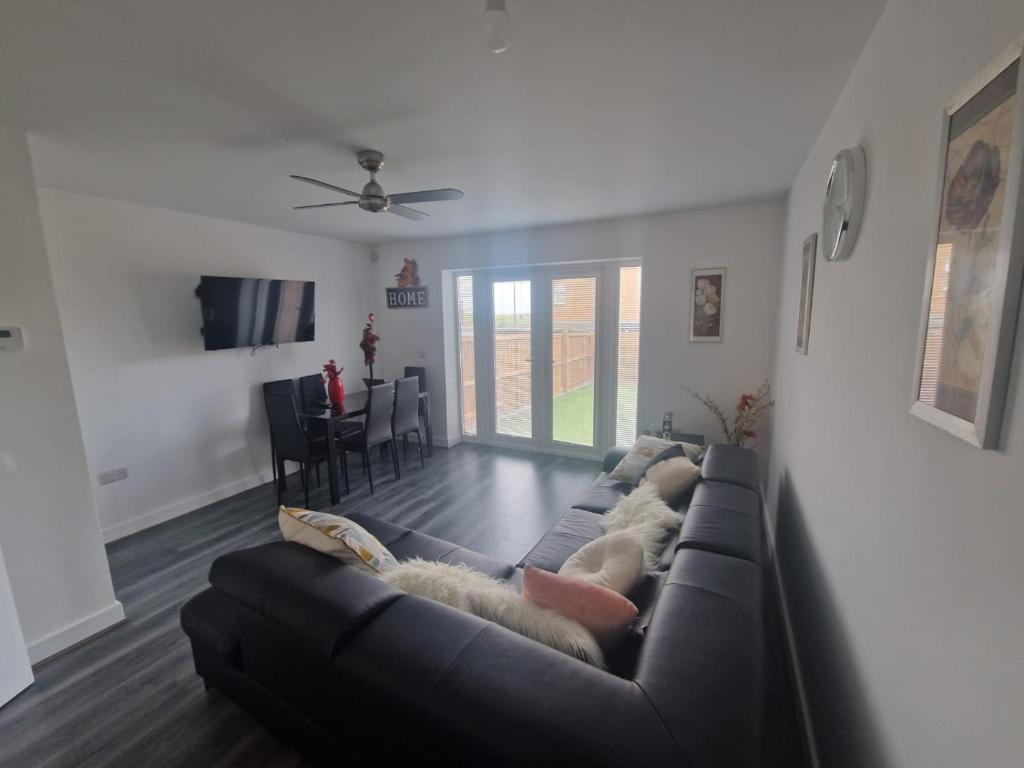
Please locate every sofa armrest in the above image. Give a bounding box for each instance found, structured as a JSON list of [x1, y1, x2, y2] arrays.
[[602, 446, 629, 473], [339, 597, 686, 767]]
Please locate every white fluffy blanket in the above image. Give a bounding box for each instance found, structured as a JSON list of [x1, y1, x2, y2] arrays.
[[603, 484, 684, 570], [383, 558, 605, 667]]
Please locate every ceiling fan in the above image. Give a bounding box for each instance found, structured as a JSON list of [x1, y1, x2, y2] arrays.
[[290, 149, 464, 221]]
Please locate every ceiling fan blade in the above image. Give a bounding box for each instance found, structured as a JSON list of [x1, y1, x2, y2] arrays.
[[388, 203, 428, 221], [290, 174, 361, 198], [293, 201, 359, 210], [388, 188, 464, 205]]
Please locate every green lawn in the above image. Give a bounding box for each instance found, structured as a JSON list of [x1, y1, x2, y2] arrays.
[[498, 382, 638, 447], [553, 384, 595, 446]]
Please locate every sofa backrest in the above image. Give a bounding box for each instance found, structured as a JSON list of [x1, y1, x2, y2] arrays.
[[633, 444, 765, 767]]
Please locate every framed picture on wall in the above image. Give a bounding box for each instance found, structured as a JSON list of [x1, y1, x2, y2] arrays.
[[690, 268, 725, 342], [911, 37, 1024, 448], [796, 233, 817, 354]]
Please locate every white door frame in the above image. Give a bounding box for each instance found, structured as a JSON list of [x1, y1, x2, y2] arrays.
[[453, 260, 640, 460]]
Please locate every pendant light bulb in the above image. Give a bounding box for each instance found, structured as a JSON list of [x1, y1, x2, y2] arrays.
[[481, 0, 510, 54]]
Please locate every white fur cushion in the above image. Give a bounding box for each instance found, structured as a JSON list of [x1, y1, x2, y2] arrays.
[[602, 485, 684, 570], [558, 531, 644, 595], [382, 559, 604, 667]]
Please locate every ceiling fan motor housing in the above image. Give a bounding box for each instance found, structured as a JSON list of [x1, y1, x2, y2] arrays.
[[360, 177, 388, 212]]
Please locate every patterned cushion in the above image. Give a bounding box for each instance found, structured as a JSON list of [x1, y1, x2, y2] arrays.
[[608, 436, 702, 483], [278, 507, 398, 575]]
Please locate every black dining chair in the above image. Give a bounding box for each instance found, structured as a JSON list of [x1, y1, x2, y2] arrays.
[[298, 373, 328, 409], [263, 379, 298, 486], [339, 382, 398, 494], [265, 392, 329, 507], [392, 376, 425, 468]]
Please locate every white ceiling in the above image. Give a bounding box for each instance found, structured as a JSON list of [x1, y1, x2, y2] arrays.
[[0, 0, 886, 244]]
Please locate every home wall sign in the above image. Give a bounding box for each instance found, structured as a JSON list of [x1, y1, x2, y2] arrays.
[[386, 258, 429, 308]]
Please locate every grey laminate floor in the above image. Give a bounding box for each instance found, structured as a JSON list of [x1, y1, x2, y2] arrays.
[[0, 443, 602, 768]]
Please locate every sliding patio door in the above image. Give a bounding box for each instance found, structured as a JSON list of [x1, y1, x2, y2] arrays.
[[457, 262, 640, 458]]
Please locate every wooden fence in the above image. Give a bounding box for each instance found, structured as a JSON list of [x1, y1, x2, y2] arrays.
[[461, 330, 609, 430]]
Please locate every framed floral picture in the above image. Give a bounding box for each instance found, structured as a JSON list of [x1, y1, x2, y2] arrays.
[[911, 38, 1024, 448], [796, 234, 817, 355], [690, 268, 725, 342]]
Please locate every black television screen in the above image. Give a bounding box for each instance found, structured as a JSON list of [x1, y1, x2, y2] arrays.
[[196, 276, 315, 350]]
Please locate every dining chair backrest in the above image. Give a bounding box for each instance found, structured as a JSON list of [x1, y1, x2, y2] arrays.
[[364, 382, 395, 446], [298, 373, 327, 409], [265, 392, 307, 462], [403, 366, 427, 393], [392, 376, 420, 435]]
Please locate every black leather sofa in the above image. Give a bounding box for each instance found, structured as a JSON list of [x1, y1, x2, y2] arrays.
[[180, 444, 765, 767]]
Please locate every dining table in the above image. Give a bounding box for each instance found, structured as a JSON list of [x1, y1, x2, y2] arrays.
[[292, 389, 433, 506]]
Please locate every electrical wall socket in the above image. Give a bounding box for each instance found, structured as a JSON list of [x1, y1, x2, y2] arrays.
[[97, 467, 128, 486]]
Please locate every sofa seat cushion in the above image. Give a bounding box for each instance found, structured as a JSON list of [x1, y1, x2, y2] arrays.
[[518, 508, 606, 572], [346, 512, 515, 580], [570, 472, 631, 514]]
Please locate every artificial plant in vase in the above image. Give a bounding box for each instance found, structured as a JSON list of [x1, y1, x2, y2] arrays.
[[683, 380, 774, 447], [359, 313, 380, 381]]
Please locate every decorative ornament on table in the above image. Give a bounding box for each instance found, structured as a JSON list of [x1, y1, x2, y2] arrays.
[[322, 359, 345, 412], [683, 380, 774, 447], [359, 313, 380, 381]]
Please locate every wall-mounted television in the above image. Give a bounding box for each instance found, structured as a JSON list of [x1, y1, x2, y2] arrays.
[[196, 276, 315, 351]]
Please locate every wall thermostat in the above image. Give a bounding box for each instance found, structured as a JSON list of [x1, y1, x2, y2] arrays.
[[0, 327, 25, 351]]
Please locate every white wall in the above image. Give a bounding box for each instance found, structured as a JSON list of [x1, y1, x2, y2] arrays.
[[0, 124, 123, 662], [373, 202, 784, 454], [768, 2, 1024, 767], [36, 188, 374, 541]]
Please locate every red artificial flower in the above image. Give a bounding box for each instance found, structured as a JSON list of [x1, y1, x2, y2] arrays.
[[744, 430, 757, 438]]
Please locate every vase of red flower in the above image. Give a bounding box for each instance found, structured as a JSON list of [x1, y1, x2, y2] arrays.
[[323, 359, 345, 411]]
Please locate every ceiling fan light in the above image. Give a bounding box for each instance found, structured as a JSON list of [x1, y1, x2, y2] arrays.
[[481, 0, 510, 54]]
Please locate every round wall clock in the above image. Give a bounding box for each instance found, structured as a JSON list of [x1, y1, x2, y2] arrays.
[[821, 145, 867, 262]]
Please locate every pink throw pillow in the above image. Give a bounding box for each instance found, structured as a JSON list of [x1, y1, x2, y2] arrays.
[[522, 565, 639, 648]]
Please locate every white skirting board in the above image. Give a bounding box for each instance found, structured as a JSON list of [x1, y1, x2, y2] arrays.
[[26, 600, 125, 664], [761, 486, 822, 768], [101, 470, 274, 543]]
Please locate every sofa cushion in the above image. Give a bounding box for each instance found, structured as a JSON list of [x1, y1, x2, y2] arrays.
[[522, 565, 638, 649], [347, 512, 515, 579], [700, 443, 760, 492], [570, 472, 631, 514], [677, 505, 762, 564], [690, 480, 760, 516], [635, 549, 763, 768], [557, 531, 644, 594], [639, 456, 701, 507], [278, 507, 398, 575], [518, 508, 605, 572]]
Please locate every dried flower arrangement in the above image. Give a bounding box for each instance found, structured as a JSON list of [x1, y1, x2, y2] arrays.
[[683, 380, 774, 447]]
